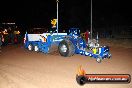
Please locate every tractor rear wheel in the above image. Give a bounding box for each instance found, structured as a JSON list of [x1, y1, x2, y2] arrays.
[[58, 40, 75, 57]]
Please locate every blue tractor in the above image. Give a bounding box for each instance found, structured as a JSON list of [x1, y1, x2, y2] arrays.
[[24, 28, 111, 63]]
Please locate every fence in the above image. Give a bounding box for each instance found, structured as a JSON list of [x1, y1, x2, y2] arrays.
[[92, 26, 132, 39]]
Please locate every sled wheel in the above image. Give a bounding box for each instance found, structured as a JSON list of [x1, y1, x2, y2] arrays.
[[34, 45, 39, 52], [28, 44, 33, 51]]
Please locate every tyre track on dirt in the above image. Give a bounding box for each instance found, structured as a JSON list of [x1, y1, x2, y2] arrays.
[[0, 63, 50, 88], [0, 45, 132, 88], [0, 69, 20, 88]]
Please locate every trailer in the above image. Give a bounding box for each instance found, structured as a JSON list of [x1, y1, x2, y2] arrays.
[[24, 28, 111, 63]]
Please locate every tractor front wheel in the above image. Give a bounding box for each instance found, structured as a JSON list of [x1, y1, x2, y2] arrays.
[[96, 58, 102, 63], [108, 54, 112, 59]]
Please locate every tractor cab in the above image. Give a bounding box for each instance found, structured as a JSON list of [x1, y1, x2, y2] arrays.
[[68, 28, 80, 37]]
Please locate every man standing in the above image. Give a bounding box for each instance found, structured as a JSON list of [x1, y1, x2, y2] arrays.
[[85, 30, 90, 44]]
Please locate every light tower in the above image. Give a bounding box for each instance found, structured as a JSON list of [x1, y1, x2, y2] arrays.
[[56, 0, 59, 35], [90, 0, 92, 39]]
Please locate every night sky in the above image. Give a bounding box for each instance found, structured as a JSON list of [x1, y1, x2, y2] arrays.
[[0, 0, 132, 30]]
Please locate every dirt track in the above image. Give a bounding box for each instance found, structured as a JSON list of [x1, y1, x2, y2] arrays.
[[0, 44, 132, 88]]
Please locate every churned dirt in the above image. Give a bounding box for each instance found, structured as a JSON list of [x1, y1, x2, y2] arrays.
[[0, 41, 132, 88]]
